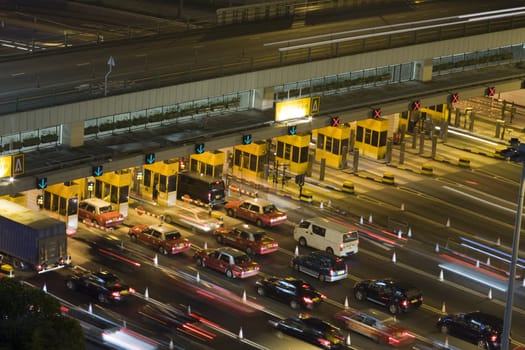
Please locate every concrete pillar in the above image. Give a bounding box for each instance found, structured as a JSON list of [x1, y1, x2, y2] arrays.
[[431, 134, 438, 159], [319, 158, 326, 181], [61, 121, 84, 147], [353, 148, 359, 173], [412, 126, 418, 149], [385, 139, 393, 163], [252, 86, 274, 110], [419, 132, 425, 155], [413, 58, 433, 82], [399, 142, 405, 165]]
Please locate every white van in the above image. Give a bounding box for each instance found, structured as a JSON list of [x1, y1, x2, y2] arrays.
[[293, 217, 359, 257]]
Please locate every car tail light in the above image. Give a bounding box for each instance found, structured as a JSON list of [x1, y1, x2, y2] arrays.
[[490, 334, 497, 342], [317, 338, 331, 347], [320, 294, 327, 299], [37, 264, 43, 271], [111, 291, 121, 298], [303, 297, 313, 304], [329, 269, 334, 276], [401, 300, 409, 307], [128, 288, 136, 294]]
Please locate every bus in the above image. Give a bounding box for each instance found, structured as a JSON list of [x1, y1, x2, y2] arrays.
[[177, 171, 226, 207]]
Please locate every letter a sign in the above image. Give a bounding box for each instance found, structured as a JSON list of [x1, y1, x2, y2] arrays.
[[310, 96, 320, 115], [12, 154, 24, 176]]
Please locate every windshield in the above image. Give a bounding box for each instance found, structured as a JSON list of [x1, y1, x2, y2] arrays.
[[165, 232, 182, 240], [343, 231, 358, 242], [99, 205, 114, 214], [234, 255, 251, 264], [253, 233, 265, 241], [262, 205, 277, 214]]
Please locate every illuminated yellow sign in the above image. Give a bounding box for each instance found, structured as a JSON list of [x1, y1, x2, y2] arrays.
[[275, 97, 311, 122], [0, 156, 11, 177]]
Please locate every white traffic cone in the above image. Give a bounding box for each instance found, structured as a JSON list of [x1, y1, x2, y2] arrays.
[[397, 230, 402, 239], [144, 287, 149, 299], [392, 252, 397, 263], [486, 257, 491, 265], [439, 270, 444, 282], [344, 296, 349, 309], [359, 216, 364, 224], [187, 305, 191, 315], [400, 203, 405, 211], [441, 301, 446, 314], [368, 214, 373, 223], [204, 241, 208, 250], [169, 338, 174, 350], [346, 334, 351, 346], [488, 288, 493, 300], [88, 303, 93, 314], [407, 227, 412, 238], [242, 290, 247, 303], [445, 218, 450, 227], [476, 260, 480, 268], [42, 283, 47, 293], [196, 272, 200, 283], [496, 237, 501, 246], [153, 254, 158, 267], [435, 243, 440, 253], [295, 246, 299, 257], [238, 327, 244, 339]]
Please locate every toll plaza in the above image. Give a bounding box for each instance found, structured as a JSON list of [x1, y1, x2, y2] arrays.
[[141, 159, 179, 206], [88, 170, 131, 217], [313, 123, 351, 168], [190, 150, 225, 178], [41, 181, 80, 235], [354, 117, 389, 160], [273, 133, 310, 175], [232, 142, 266, 179]]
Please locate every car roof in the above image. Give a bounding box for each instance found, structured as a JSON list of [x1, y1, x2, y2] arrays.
[[81, 198, 112, 207], [148, 224, 179, 234], [243, 198, 273, 206], [216, 246, 246, 256], [308, 250, 342, 261], [233, 223, 266, 234], [466, 311, 503, 326]]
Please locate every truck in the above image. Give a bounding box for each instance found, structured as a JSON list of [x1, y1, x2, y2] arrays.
[[0, 199, 71, 273]]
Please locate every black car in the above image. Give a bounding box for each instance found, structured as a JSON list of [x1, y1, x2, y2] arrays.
[[437, 311, 502, 350], [271, 315, 345, 349], [291, 251, 348, 282], [255, 276, 326, 309], [353, 278, 423, 314], [65, 270, 135, 303]]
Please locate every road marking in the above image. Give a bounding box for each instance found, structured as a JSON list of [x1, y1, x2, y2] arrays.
[[76, 62, 91, 66], [11, 72, 25, 77]]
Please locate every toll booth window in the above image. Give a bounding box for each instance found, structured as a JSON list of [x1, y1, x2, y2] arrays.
[[213, 164, 223, 178], [364, 129, 371, 144], [299, 146, 308, 163], [276, 141, 284, 158], [95, 180, 103, 198], [234, 149, 241, 166], [325, 137, 332, 153], [292, 146, 299, 163], [379, 131, 387, 146], [43, 191, 52, 210], [356, 126, 364, 142], [59, 197, 67, 215], [144, 169, 152, 187], [317, 134, 325, 149], [332, 138, 340, 155], [401, 111, 408, 120], [51, 194, 59, 212], [190, 158, 198, 172], [167, 175, 177, 192], [284, 144, 291, 160], [437, 104, 444, 112], [110, 186, 118, 204], [118, 186, 129, 203], [372, 131, 379, 146], [257, 157, 264, 174], [249, 154, 257, 171], [159, 175, 167, 193], [341, 139, 349, 153], [205, 164, 213, 177], [67, 198, 78, 216]]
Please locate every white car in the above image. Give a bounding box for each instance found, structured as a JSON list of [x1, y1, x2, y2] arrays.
[[163, 205, 220, 233]]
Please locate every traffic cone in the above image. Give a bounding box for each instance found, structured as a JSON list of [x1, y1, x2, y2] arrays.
[[187, 305, 191, 315], [407, 227, 412, 238], [400, 203, 405, 211], [496, 237, 501, 246], [320, 201, 324, 209], [204, 241, 208, 250], [435, 243, 440, 253], [346, 334, 351, 346], [238, 327, 244, 339], [439, 270, 444, 282], [368, 214, 373, 223], [344, 296, 349, 309], [153, 254, 158, 267], [196, 272, 200, 283], [359, 216, 364, 224], [476, 260, 480, 268], [42, 283, 47, 293], [242, 290, 247, 303], [392, 252, 397, 263], [397, 230, 402, 239], [169, 338, 174, 350], [445, 218, 450, 227], [441, 301, 446, 314], [295, 246, 299, 257], [88, 303, 93, 314], [488, 288, 492, 300], [486, 257, 491, 265], [144, 287, 149, 299]]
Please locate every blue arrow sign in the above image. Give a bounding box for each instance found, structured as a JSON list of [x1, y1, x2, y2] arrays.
[[36, 177, 47, 190], [288, 126, 297, 136], [195, 143, 205, 154], [243, 134, 252, 145], [145, 153, 155, 164], [92, 165, 103, 177]]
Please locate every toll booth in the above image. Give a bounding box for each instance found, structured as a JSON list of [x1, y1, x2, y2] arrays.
[[314, 125, 350, 169], [354, 118, 389, 160], [141, 159, 179, 206], [42, 182, 80, 235], [189, 151, 225, 178], [90, 170, 131, 217], [232, 141, 267, 179], [273, 134, 310, 175]]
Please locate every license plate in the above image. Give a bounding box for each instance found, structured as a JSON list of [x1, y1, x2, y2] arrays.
[[411, 299, 418, 303], [337, 270, 345, 275], [120, 290, 129, 295]]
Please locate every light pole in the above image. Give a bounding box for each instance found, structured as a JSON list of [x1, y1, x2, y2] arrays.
[[501, 139, 525, 350]]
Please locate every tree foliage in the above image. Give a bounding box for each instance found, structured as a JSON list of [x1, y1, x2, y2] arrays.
[[0, 279, 85, 350]]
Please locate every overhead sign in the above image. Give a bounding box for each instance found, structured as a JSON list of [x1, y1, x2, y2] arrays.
[[242, 134, 252, 145], [92, 165, 103, 177], [288, 125, 297, 136], [0, 156, 11, 178], [0, 154, 24, 178], [145, 153, 155, 165], [310, 96, 321, 115], [195, 143, 205, 154], [36, 177, 48, 190], [275, 97, 311, 122]]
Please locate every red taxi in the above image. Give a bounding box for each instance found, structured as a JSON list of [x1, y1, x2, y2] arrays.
[[213, 223, 279, 255], [193, 247, 260, 279], [224, 198, 287, 227]]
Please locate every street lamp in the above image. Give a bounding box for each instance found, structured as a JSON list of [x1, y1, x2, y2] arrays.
[[500, 138, 525, 350]]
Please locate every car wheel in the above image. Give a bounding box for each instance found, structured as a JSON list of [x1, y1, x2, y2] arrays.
[[298, 237, 307, 247], [255, 219, 263, 227], [216, 235, 223, 244], [129, 234, 137, 242], [227, 208, 234, 217], [476, 340, 488, 349], [354, 289, 366, 301], [226, 269, 234, 279], [325, 247, 334, 255], [246, 247, 253, 255], [388, 303, 399, 315], [66, 280, 75, 290], [256, 286, 265, 296], [318, 273, 325, 282], [196, 258, 205, 267], [164, 215, 173, 224], [440, 324, 449, 334], [290, 300, 300, 310], [98, 293, 109, 304], [159, 246, 166, 255]]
